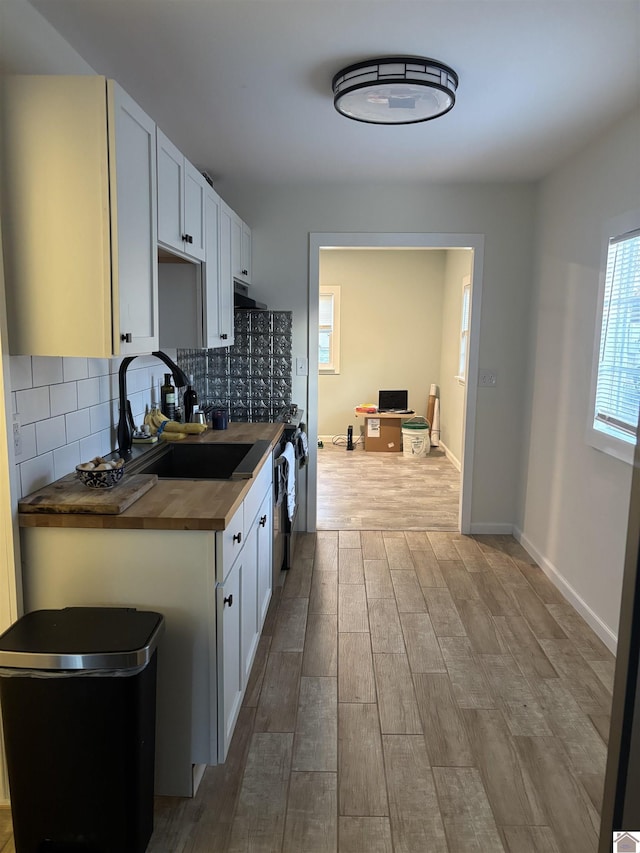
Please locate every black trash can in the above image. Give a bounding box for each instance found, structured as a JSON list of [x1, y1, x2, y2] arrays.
[[0, 607, 164, 853]]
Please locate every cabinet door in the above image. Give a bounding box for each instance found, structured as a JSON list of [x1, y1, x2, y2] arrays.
[[156, 129, 184, 255], [230, 211, 243, 282], [240, 519, 259, 686], [218, 202, 236, 347], [217, 555, 243, 763], [203, 187, 224, 348], [241, 221, 252, 284], [256, 488, 273, 629], [109, 81, 159, 356], [183, 162, 206, 262]]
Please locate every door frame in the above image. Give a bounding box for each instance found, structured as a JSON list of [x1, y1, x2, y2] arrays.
[[306, 231, 485, 534]]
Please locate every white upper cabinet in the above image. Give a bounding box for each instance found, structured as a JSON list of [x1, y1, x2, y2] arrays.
[[203, 186, 234, 348], [2, 75, 158, 358], [228, 206, 252, 284], [157, 129, 206, 262], [110, 82, 160, 356], [241, 220, 252, 284]]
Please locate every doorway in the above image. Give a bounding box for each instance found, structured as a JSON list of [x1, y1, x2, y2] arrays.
[[306, 232, 485, 535]]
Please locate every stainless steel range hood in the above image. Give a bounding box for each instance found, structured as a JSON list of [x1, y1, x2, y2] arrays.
[[234, 281, 267, 310]]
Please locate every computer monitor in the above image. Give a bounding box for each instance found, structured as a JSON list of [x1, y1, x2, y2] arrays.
[[378, 390, 408, 412]]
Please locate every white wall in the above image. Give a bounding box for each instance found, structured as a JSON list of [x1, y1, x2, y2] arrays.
[[439, 250, 473, 467], [218, 180, 536, 531], [318, 249, 445, 437], [518, 107, 640, 645]]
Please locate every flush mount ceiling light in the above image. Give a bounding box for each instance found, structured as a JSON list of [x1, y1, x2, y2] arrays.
[[332, 56, 458, 125]]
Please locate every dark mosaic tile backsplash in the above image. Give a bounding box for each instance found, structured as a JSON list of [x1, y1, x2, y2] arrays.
[[178, 310, 293, 422]]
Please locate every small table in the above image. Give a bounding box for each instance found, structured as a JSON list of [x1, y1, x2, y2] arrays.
[[354, 410, 416, 452]]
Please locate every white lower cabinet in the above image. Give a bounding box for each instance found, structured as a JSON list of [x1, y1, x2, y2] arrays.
[[240, 520, 259, 688], [256, 489, 273, 627], [217, 551, 243, 763], [19, 456, 274, 796]]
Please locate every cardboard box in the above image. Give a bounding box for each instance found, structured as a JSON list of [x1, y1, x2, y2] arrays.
[[364, 417, 402, 452]]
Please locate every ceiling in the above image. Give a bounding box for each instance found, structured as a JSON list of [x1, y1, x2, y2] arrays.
[[24, 0, 640, 185]]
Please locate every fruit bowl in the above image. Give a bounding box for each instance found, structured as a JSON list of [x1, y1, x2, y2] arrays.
[[76, 457, 125, 489]]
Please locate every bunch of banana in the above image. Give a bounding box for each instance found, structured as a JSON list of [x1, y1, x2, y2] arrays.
[[143, 407, 207, 439]]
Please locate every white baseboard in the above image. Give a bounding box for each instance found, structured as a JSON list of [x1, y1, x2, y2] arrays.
[[513, 526, 617, 654], [470, 522, 514, 534], [437, 440, 461, 472]]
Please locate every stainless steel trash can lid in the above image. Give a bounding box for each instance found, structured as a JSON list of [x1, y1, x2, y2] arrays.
[[0, 607, 164, 671]]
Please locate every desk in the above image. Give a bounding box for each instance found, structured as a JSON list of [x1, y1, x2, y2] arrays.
[[354, 410, 416, 452]]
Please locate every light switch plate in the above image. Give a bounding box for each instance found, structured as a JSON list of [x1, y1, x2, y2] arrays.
[[296, 357, 308, 376], [479, 370, 497, 387], [12, 413, 22, 456]]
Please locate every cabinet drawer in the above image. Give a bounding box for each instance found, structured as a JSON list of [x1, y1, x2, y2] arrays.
[[243, 455, 272, 526], [217, 500, 244, 583]]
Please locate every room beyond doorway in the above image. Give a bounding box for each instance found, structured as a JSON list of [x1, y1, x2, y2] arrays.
[[307, 232, 485, 535]]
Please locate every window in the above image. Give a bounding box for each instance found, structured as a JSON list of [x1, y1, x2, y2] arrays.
[[589, 223, 640, 463], [457, 276, 471, 383], [319, 285, 341, 374]]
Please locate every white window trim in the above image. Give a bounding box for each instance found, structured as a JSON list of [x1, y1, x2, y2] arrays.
[[455, 275, 471, 384], [319, 284, 341, 374], [586, 209, 640, 465]]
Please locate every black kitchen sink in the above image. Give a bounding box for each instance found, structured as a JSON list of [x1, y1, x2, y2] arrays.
[[136, 440, 270, 481]]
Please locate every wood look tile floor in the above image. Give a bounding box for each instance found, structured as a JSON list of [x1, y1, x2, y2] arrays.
[[0, 533, 613, 853], [317, 441, 460, 531]]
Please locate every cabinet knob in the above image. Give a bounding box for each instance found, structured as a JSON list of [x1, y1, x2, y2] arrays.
[[120, 332, 133, 343], [233, 531, 242, 544], [242, 269, 248, 276], [224, 594, 233, 607], [182, 234, 194, 244], [259, 514, 267, 527], [221, 333, 228, 340]]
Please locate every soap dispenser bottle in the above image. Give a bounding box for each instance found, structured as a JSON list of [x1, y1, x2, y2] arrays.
[[183, 375, 198, 423]]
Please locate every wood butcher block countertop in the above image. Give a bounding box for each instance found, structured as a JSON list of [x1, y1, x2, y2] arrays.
[[19, 422, 285, 532]]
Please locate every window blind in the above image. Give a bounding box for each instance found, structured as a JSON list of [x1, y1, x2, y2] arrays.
[[595, 228, 640, 440]]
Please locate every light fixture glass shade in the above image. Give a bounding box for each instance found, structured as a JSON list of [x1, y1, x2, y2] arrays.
[[332, 57, 458, 125]]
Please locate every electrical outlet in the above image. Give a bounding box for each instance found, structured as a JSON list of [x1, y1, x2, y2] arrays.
[[479, 370, 497, 387], [12, 414, 22, 456], [295, 357, 308, 376]]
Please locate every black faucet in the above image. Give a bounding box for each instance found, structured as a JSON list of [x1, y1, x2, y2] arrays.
[[117, 351, 190, 459]]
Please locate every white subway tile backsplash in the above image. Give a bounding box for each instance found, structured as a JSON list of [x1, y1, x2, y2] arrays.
[[53, 442, 81, 480], [79, 433, 105, 462], [99, 427, 116, 456], [16, 386, 50, 425], [20, 452, 55, 498], [62, 357, 89, 382], [89, 402, 112, 435], [32, 356, 63, 387], [50, 381, 78, 417], [99, 373, 119, 404], [88, 358, 109, 378], [128, 366, 149, 394], [14, 351, 159, 494], [129, 390, 147, 424], [10, 356, 33, 391], [35, 415, 67, 455], [77, 377, 101, 409], [65, 408, 91, 443]]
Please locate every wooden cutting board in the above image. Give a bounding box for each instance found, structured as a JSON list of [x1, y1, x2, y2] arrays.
[[19, 474, 158, 515]]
